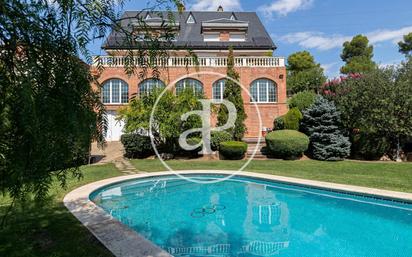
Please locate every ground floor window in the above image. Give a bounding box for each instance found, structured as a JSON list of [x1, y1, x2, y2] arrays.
[[175, 78, 204, 96], [102, 79, 129, 104], [212, 79, 226, 101], [139, 78, 165, 96], [250, 79, 277, 103]]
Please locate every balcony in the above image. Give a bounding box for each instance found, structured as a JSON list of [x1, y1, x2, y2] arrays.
[[93, 56, 285, 68]]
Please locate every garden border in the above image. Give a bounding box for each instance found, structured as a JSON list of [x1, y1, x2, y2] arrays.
[[64, 170, 412, 257]]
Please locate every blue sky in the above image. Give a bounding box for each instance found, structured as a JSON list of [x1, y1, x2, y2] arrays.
[[90, 0, 412, 78]]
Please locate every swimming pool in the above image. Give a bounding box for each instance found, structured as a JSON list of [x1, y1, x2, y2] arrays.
[[90, 175, 412, 257]]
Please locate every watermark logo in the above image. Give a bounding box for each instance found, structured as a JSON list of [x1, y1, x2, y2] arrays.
[[179, 99, 237, 155], [149, 71, 263, 184]]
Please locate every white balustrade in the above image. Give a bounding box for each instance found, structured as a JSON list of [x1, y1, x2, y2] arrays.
[[93, 56, 285, 68]]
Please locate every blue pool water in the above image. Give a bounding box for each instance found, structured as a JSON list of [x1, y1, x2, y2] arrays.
[[90, 175, 412, 257]]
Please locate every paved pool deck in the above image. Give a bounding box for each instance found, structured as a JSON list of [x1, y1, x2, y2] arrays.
[[64, 170, 412, 257]]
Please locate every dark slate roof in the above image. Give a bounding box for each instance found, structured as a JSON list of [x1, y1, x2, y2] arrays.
[[102, 11, 276, 50]]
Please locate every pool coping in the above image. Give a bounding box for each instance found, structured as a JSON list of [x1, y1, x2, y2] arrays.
[[63, 170, 412, 257]]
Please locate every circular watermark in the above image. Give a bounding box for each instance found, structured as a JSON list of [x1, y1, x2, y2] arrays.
[[149, 71, 263, 184]]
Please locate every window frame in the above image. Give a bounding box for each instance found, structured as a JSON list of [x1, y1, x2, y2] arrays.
[[138, 78, 166, 97], [102, 79, 129, 105], [212, 79, 226, 102], [250, 79, 277, 103], [203, 32, 220, 42], [175, 78, 204, 96]]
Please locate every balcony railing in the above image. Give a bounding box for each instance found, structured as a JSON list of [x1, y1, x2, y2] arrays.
[[93, 56, 285, 68]]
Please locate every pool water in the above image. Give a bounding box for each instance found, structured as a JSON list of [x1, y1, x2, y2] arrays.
[[90, 175, 412, 257]]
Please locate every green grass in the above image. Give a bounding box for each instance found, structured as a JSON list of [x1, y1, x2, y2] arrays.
[[0, 164, 122, 257], [131, 159, 412, 192]]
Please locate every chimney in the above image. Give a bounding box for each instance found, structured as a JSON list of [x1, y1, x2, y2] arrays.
[[217, 5, 224, 12]]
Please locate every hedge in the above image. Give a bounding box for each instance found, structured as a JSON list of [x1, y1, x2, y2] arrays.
[[219, 141, 248, 160], [120, 133, 153, 158], [211, 131, 232, 151], [265, 130, 309, 159]]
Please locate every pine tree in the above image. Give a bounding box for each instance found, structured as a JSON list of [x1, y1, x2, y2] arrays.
[[217, 47, 247, 140], [301, 96, 351, 161]]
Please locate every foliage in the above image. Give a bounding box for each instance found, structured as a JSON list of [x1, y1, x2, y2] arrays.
[[288, 90, 317, 111], [331, 64, 412, 159], [287, 51, 326, 94], [119, 88, 203, 154], [398, 32, 412, 56], [179, 137, 202, 157], [283, 108, 303, 130], [351, 133, 390, 160], [219, 141, 248, 160], [340, 35, 376, 74], [301, 96, 351, 161], [217, 47, 247, 140], [211, 131, 232, 151], [273, 115, 285, 131], [265, 130, 309, 159], [120, 134, 153, 158]]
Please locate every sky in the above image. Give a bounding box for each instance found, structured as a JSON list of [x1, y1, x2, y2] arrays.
[[89, 0, 412, 78]]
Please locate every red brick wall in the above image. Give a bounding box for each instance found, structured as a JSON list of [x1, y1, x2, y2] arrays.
[[93, 65, 288, 138]]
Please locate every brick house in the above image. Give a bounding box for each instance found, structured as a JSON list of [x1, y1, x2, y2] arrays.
[[94, 8, 287, 141]]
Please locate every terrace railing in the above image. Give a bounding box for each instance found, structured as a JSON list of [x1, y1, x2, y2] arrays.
[[93, 56, 285, 68]]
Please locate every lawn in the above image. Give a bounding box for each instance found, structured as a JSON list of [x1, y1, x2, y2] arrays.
[[0, 164, 122, 257], [132, 159, 412, 192]]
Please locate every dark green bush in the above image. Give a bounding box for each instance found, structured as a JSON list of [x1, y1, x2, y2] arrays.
[[273, 115, 285, 130], [284, 107, 303, 130], [179, 137, 202, 157], [120, 133, 153, 158], [211, 131, 233, 151], [351, 133, 390, 160], [219, 141, 248, 160], [265, 130, 309, 159], [288, 90, 316, 111]]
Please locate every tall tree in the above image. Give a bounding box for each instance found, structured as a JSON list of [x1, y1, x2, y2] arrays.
[[217, 47, 247, 140], [398, 32, 412, 56], [0, 0, 182, 207], [287, 51, 326, 94], [340, 35, 376, 74]]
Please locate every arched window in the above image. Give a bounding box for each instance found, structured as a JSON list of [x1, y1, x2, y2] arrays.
[[175, 78, 203, 96], [250, 79, 277, 103], [212, 79, 226, 101], [102, 79, 129, 104], [139, 78, 165, 96]]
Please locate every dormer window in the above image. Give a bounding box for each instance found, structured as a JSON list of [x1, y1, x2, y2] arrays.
[[203, 32, 220, 42], [186, 13, 195, 24], [230, 13, 237, 20], [144, 13, 151, 20], [229, 32, 246, 42]]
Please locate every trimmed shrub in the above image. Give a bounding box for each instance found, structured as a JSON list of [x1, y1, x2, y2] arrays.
[[211, 131, 233, 151], [301, 96, 351, 161], [284, 107, 303, 130], [219, 141, 248, 160], [265, 130, 309, 159], [351, 133, 390, 160], [121, 133, 153, 158], [273, 115, 285, 131], [288, 90, 316, 111]]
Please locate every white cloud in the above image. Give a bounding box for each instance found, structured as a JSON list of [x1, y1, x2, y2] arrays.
[[190, 0, 242, 11], [280, 26, 412, 51], [259, 0, 314, 17]]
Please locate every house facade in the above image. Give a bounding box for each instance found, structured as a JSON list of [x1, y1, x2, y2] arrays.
[[94, 9, 287, 141]]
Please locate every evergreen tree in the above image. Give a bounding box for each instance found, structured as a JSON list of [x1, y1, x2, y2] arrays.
[[217, 48, 247, 140], [287, 51, 326, 94], [398, 32, 412, 56], [340, 35, 376, 74], [301, 96, 351, 161]]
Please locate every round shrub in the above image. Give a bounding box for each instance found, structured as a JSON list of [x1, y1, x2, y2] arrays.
[[273, 115, 285, 131], [211, 131, 232, 151], [288, 90, 316, 111], [219, 141, 248, 160], [265, 130, 309, 159], [284, 107, 303, 130], [351, 133, 390, 160], [120, 133, 153, 158]]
